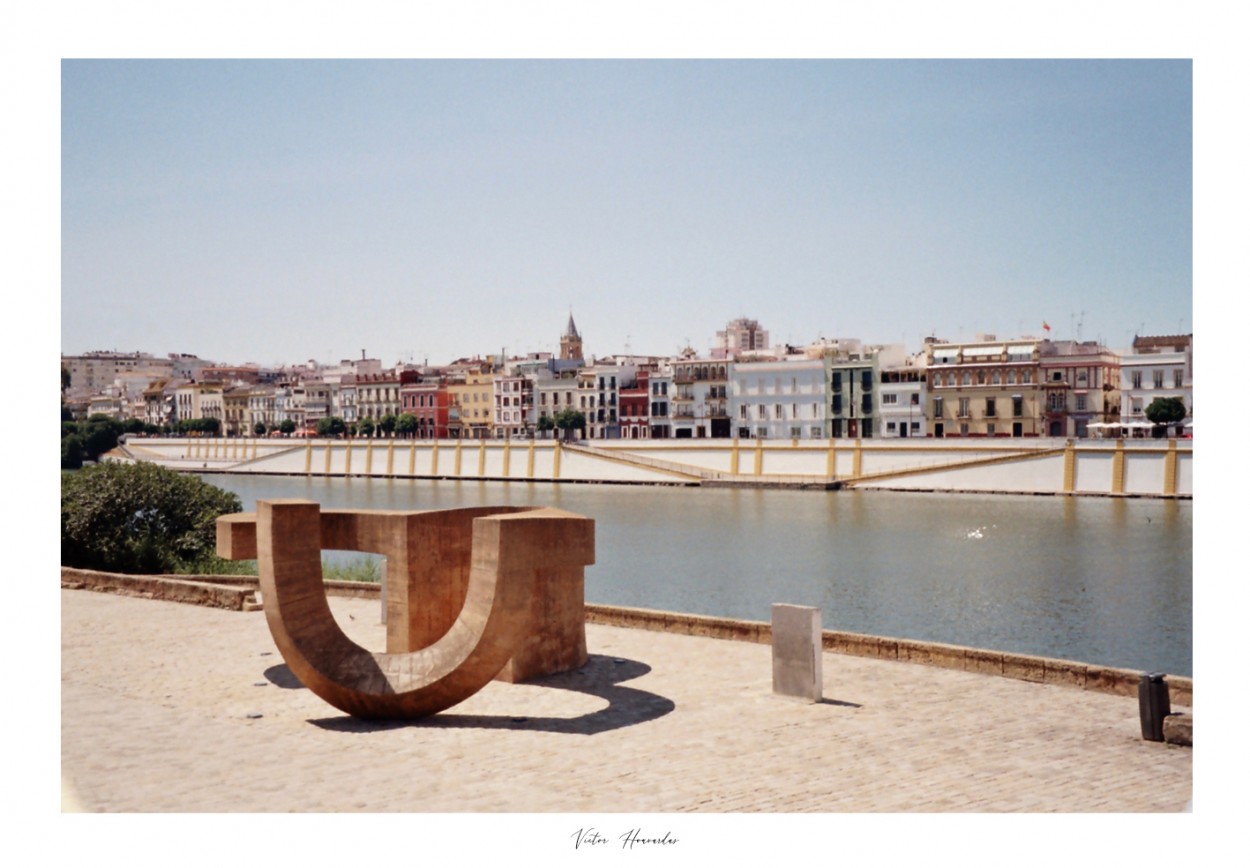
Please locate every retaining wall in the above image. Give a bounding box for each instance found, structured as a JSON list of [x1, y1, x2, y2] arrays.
[[59, 567, 1191, 706]]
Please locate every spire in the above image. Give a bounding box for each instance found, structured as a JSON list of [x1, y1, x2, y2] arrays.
[[560, 311, 584, 361]]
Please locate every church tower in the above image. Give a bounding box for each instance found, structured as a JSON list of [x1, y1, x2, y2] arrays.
[[560, 312, 584, 361]]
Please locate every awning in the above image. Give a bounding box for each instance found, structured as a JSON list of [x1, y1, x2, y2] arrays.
[[965, 345, 1004, 356]]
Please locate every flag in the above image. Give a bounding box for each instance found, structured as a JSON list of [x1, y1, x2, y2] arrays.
[[1042, 321, 1051, 332]]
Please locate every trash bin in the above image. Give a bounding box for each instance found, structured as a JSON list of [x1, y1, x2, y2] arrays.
[[1138, 672, 1171, 742]]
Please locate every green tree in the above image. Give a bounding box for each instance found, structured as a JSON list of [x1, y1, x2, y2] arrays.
[[537, 414, 556, 438], [279, 419, 296, 436], [122, 418, 146, 435], [379, 413, 397, 436], [61, 434, 86, 469], [1145, 397, 1187, 436], [316, 416, 347, 438], [61, 462, 243, 574], [82, 414, 123, 461], [253, 421, 267, 436], [555, 409, 586, 441], [358, 417, 376, 437], [395, 413, 417, 438], [62, 366, 71, 395]]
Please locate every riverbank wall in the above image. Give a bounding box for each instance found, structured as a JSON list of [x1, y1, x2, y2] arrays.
[[60, 566, 1193, 706], [113, 435, 1193, 498]]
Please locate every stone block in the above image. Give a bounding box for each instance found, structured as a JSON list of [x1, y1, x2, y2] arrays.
[[1001, 652, 1046, 683], [771, 604, 822, 702], [963, 647, 1004, 676], [1042, 660, 1087, 690], [1163, 713, 1192, 747]]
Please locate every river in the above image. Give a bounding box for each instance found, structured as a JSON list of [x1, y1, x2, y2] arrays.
[[203, 473, 1192, 676]]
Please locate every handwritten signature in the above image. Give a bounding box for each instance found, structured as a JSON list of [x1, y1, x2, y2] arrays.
[[572, 827, 679, 850]]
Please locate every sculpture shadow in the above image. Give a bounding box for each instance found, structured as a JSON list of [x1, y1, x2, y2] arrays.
[[263, 664, 305, 689], [307, 654, 675, 736]]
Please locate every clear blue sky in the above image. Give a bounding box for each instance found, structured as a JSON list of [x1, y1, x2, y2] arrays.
[[61, 59, 1191, 367]]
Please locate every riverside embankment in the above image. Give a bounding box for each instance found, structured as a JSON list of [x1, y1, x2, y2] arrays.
[[113, 435, 1193, 498]]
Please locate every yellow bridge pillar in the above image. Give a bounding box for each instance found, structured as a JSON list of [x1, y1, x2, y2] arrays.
[[1164, 439, 1178, 496], [1112, 439, 1126, 494], [730, 438, 741, 475], [553, 439, 562, 478], [304, 439, 313, 475], [431, 440, 440, 476], [852, 439, 863, 478], [1063, 440, 1077, 493]]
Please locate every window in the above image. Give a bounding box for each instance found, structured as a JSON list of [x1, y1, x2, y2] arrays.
[[987, 422, 995, 436], [1132, 371, 1142, 389], [1076, 394, 1087, 411], [977, 371, 986, 385], [1077, 370, 1088, 386], [1153, 370, 1164, 389], [1013, 396, 1024, 417], [882, 393, 898, 405], [861, 395, 872, 414], [1008, 371, 1016, 385], [1173, 369, 1184, 388], [887, 422, 896, 432], [985, 397, 996, 417], [861, 370, 873, 390], [962, 372, 971, 386], [992, 371, 1001, 385], [831, 372, 842, 392], [933, 397, 944, 417], [958, 397, 970, 418], [910, 393, 920, 405]]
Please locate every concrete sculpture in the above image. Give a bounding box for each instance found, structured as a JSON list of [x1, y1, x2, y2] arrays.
[[216, 500, 595, 719]]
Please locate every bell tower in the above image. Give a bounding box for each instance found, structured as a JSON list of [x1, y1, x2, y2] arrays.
[[560, 312, 584, 361]]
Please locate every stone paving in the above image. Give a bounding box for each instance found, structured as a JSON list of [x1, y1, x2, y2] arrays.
[[61, 588, 1191, 813]]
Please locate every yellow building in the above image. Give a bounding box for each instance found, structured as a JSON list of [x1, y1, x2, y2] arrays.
[[926, 339, 1043, 438], [448, 369, 496, 439]]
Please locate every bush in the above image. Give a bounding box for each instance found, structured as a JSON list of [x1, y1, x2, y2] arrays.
[[61, 462, 243, 574]]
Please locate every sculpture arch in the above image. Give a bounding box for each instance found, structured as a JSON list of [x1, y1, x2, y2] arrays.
[[217, 500, 595, 719]]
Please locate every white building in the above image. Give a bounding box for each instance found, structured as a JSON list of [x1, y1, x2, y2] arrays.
[[878, 350, 928, 439], [729, 358, 827, 440], [1119, 334, 1192, 436]]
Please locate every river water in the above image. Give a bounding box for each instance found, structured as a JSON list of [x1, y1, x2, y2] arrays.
[[204, 473, 1192, 676]]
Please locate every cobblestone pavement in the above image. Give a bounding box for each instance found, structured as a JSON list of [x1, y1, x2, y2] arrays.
[[61, 589, 1191, 814]]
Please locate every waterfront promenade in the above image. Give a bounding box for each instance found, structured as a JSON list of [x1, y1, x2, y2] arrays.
[[62, 588, 1191, 816]]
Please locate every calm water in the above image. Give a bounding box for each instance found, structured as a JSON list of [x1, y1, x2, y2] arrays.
[[205, 473, 1193, 676]]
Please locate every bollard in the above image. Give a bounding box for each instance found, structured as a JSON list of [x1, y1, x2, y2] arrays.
[[1138, 672, 1171, 741]]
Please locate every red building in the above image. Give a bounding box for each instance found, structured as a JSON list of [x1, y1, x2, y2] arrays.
[[619, 369, 651, 439], [400, 374, 451, 439]]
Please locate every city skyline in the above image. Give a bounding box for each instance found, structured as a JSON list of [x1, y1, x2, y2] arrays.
[[61, 59, 1192, 367]]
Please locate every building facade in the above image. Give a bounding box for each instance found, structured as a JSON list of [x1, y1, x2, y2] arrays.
[[926, 338, 1043, 437]]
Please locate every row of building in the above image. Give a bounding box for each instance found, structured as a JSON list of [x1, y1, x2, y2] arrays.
[[61, 317, 1194, 441]]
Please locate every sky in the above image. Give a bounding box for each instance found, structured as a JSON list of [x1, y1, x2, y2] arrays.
[[60, 58, 1193, 367]]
